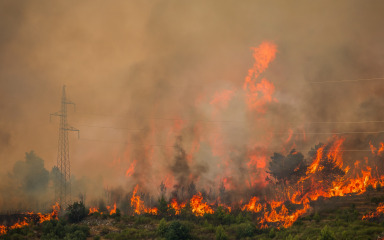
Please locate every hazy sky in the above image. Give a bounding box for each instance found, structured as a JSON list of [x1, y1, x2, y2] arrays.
[[1, 0, 384, 196]]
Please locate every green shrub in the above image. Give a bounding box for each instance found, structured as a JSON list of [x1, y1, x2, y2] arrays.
[[100, 227, 110, 235], [134, 215, 152, 225], [157, 218, 168, 236], [215, 225, 228, 240], [318, 225, 335, 240], [235, 222, 256, 239], [165, 221, 192, 240], [269, 227, 276, 238], [67, 201, 89, 223], [313, 212, 320, 223], [286, 234, 298, 240]]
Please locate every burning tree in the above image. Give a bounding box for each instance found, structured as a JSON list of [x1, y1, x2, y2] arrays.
[[267, 149, 307, 199]]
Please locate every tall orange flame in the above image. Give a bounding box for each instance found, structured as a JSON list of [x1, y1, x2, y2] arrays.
[[190, 193, 214, 216]]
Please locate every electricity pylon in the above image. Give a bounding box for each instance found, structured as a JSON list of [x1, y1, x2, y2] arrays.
[[51, 85, 79, 208]]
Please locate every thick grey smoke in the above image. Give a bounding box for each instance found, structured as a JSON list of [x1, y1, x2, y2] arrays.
[[1, 0, 384, 209]]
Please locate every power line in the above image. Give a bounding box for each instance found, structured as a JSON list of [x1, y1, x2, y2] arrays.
[[76, 124, 143, 131], [311, 77, 384, 83], [74, 114, 384, 128], [274, 130, 384, 135], [79, 137, 174, 148], [74, 121, 384, 135], [78, 138, 377, 152], [301, 121, 384, 124]]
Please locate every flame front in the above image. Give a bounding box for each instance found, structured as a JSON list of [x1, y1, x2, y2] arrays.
[[190, 193, 214, 216]]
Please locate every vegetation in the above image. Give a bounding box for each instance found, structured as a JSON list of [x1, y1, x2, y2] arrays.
[[67, 201, 89, 223], [2, 199, 384, 240]]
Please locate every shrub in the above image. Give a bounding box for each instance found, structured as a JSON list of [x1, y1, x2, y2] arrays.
[[157, 218, 168, 236], [313, 212, 320, 223], [215, 225, 228, 240], [235, 222, 256, 239], [67, 201, 89, 223], [318, 225, 335, 240], [269, 227, 276, 238], [165, 221, 192, 240]]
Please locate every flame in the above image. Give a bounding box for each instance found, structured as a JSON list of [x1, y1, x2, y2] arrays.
[[370, 142, 384, 156], [0, 202, 60, 236], [242, 196, 262, 213], [169, 198, 186, 215], [107, 203, 117, 215], [0, 226, 6, 235], [362, 203, 384, 220], [130, 185, 158, 215], [243, 42, 277, 113], [89, 207, 99, 214], [125, 160, 137, 177], [190, 193, 214, 216]]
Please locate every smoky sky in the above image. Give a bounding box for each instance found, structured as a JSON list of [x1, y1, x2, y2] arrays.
[[1, 0, 384, 200]]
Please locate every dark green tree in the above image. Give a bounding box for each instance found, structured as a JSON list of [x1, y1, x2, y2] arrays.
[[268, 149, 307, 185], [67, 201, 89, 223], [12, 151, 49, 193], [158, 196, 170, 217]]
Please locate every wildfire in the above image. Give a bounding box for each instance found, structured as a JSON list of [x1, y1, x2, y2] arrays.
[[125, 160, 137, 177], [362, 203, 384, 220], [169, 198, 186, 215], [107, 203, 117, 215], [242, 196, 262, 213], [370, 142, 384, 156], [89, 207, 99, 214], [190, 193, 214, 216], [243, 41, 277, 113], [0, 202, 60, 236], [130, 185, 158, 215]]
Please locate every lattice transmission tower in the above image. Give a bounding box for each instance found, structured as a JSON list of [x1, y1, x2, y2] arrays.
[[51, 85, 79, 208]]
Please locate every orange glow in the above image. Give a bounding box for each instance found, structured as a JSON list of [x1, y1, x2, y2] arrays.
[[130, 185, 158, 215], [247, 154, 267, 169], [362, 203, 384, 220], [190, 193, 214, 216], [242, 196, 262, 213], [243, 42, 277, 112], [169, 198, 186, 215], [370, 142, 384, 156], [107, 203, 117, 215], [89, 207, 99, 214], [210, 89, 235, 110], [0, 202, 60, 236], [125, 160, 137, 177], [0, 226, 6, 235]]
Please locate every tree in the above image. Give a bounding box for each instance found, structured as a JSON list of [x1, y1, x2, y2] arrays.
[[12, 151, 50, 193], [158, 196, 169, 217], [308, 143, 345, 184], [268, 149, 307, 185], [268, 150, 307, 199], [67, 201, 89, 223]]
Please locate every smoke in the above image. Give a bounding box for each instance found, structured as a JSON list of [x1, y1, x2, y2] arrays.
[[1, 0, 384, 209]]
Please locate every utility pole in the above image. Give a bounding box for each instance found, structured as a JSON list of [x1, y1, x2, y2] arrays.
[[51, 85, 79, 208]]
